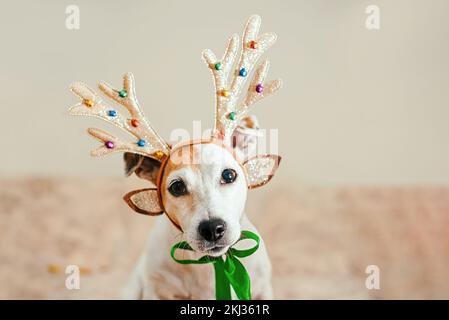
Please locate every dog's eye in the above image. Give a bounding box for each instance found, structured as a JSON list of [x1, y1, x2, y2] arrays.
[[221, 168, 237, 184], [168, 180, 187, 197]]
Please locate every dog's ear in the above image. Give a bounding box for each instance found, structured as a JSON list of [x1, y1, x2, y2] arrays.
[[243, 154, 281, 189], [231, 115, 261, 161], [123, 188, 163, 216], [124, 153, 161, 185]]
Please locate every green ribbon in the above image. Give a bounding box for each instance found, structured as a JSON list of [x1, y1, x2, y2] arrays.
[[170, 230, 260, 300]]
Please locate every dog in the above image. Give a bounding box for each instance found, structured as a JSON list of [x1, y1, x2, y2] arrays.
[[121, 116, 280, 299], [68, 15, 282, 300]]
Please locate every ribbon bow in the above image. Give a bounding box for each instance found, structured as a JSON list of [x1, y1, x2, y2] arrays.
[[170, 230, 260, 300]]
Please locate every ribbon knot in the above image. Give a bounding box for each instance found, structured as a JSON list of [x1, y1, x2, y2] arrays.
[[170, 230, 260, 300]]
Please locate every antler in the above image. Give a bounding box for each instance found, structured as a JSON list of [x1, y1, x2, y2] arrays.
[[202, 15, 282, 142], [69, 72, 170, 161]]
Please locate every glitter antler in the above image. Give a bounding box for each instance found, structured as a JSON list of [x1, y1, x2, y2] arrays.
[[202, 15, 282, 142], [69, 72, 170, 161]]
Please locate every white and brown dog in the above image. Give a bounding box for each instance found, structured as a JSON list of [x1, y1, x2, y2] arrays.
[[69, 15, 282, 300], [121, 116, 280, 299]]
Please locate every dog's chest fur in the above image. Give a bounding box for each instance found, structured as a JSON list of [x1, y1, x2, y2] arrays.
[[125, 215, 273, 299]]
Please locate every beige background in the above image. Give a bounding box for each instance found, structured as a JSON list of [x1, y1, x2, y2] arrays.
[[1, 1, 449, 300], [1, 0, 448, 185]]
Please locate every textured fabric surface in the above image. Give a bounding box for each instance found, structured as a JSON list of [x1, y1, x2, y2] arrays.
[[1, 178, 448, 299]]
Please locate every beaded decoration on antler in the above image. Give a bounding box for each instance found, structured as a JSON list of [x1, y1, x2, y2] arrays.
[[69, 15, 281, 196], [69, 72, 170, 161], [203, 14, 282, 143], [69, 15, 280, 159]]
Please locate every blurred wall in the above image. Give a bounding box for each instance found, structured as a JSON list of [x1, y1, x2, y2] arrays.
[[1, 0, 448, 186]]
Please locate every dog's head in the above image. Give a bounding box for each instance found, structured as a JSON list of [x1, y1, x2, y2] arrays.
[[124, 128, 280, 256]]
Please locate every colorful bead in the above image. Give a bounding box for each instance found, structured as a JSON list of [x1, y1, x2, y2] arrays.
[[221, 90, 230, 97], [249, 40, 258, 49], [228, 112, 236, 120], [256, 83, 264, 93], [118, 89, 128, 98], [154, 150, 164, 159], [130, 119, 139, 127], [214, 63, 222, 71], [239, 68, 247, 77], [137, 139, 146, 147], [105, 141, 114, 149], [83, 99, 94, 107], [108, 110, 117, 117]]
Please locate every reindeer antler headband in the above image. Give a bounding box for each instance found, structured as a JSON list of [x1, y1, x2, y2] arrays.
[[69, 15, 282, 215], [69, 14, 280, 155]]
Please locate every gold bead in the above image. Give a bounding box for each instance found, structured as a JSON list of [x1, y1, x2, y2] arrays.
[[83, 99, 94, 107], [220, 90, 230, 97], [154, 151, 164, 159]]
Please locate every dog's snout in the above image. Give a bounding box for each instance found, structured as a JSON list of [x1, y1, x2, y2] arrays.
[[198, 218, 226, 242]]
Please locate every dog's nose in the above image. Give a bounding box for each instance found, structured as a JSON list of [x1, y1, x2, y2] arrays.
[[198, 218, 226, 242]]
